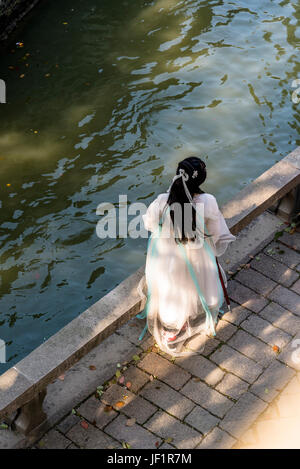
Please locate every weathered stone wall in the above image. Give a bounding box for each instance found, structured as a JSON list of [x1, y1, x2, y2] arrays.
[[0, 0, 41, 42]]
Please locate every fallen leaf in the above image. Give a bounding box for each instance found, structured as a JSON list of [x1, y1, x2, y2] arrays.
[[117, 363, 121, 368], [45, 73, 51, 78], [132, 355, 140, 362], [71, 409, 76, 415], [155, 441, 159, 447], [0, 423, 8, 430], [19, 74, 25, 79], [227, 271, 234, 275], [58, 374, 65, 381], [265, 388, 269, 394], [119, 376, 125, 384], [126, 381, 132, 389], [149, 375, 154, 381], [80, 420, 89, 430], [245, 263, 251, 269], [89, 365, 96, 371], [6, 183, 11, 187], [165, 437, 173, 443], [193, 377, 201, 383], [115, 370, 121, 378], [122, 441, 131, 449], [104, 405, 113, 413], [272, 345, 280, 354], [126, 418, 136, 427], [115, 401, 125, 409]]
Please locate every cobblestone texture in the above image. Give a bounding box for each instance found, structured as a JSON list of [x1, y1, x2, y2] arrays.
[[33, 230, 300, 449]]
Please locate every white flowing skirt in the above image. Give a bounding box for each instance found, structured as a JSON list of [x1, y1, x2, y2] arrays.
[[144, 234, 226, 356]]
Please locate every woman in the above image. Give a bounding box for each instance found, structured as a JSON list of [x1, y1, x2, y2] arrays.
[[139, 156, 236, 356]]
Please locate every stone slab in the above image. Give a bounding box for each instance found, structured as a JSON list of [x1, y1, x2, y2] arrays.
[[184, 406, 219, 435], [220, 392, 268, 439], [210, 344, 263, 384], [268, 285, 300, 316], [144, 410, 202, 449], [140, 379, 195, 420], [228, 329, 275, 367], [175, 355, 225, 386], [250, 360, 295, 403], [250, 252, 299, 287], [260, 302, 300, 336], [138, 353, 190, 390], [105, 414, 161, 449], [240, 314, 291, 348], [227, 280, 268, 313], [180, 379, 233, 418]]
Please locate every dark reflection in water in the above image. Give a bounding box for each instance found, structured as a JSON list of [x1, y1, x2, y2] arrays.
[[0, 0, 299, 371]]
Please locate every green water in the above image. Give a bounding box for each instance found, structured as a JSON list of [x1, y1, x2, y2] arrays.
[[0, 0, 299, 372]]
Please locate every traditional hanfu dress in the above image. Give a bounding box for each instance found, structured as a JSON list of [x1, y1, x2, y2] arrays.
[[139, 192, 236, 356]]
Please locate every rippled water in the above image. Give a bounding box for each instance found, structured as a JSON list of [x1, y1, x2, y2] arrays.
[[0, 0, 299, 371]]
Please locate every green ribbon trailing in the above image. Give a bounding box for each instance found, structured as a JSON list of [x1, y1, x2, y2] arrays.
[[137, 205, 223, 341]]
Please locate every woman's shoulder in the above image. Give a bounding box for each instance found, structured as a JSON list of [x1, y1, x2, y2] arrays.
[[193, 192, 217, 204]]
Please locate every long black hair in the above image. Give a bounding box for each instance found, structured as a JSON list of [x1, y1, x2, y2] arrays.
[[166, 156, 207, 244]]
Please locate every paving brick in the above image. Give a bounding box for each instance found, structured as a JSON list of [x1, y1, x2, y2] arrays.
[[291, 279, 300, 295], [250, 253, 299, 287], [281, 375, 300, 395], [278, 231, 300, 252], [215, 320, 237, 342], [220, 392, 268, 439], [57, 413, 80, 434], [181, 379, 233, 418], [66, 422, 121, 449], [227, 280, 268, 313], [184, 406, 219, 435], [105, 414, 161, 449], [38, 429, 71, 449], [196, 427, 236, 449], [138, 353, 190, 390], [101, 384, 156, 424], [122, 366, 150, 393], [210, 344, 263, 383], [277, 332, 300, 371], [221, 302, 251, 326], [160, 442, 175, 449], [216, 373, 249, 400], [185, 333, 220, 356], [235, 268, 277, 295], [250, 360, 295, 402], [260, 302, 300, 336], [175, 355, 225, 386], [269, 285, 300, 316], [144, 410, 202, 449], [228, 329, 274, 367], [78, 396, 118, 428], [241, 314, 292, 348], [140, 379, 194, 419], [67, 443, 79, 449], [264, 241, 300, 269]]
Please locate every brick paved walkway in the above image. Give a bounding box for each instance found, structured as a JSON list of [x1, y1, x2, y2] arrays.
[[34, 229, 300, 449]]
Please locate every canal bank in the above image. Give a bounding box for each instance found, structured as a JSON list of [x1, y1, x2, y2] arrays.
[[0, 147, 299, 448]]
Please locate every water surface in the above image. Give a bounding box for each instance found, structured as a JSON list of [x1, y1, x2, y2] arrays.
[[0, 0, 299, 371]]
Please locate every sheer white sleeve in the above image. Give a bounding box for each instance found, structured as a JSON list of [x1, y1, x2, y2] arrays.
[[142, 196, 161, 232], [201, 194, 236, 257]]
